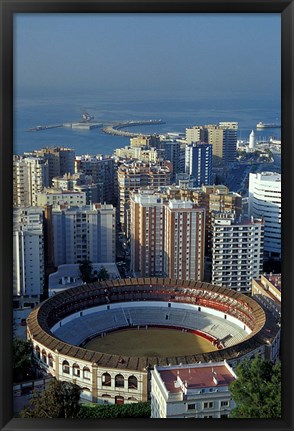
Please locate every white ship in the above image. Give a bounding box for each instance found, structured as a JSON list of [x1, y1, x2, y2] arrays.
[[256, 121, 281, 129]]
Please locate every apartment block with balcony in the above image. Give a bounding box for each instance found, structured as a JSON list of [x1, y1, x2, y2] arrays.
[[25, 146, 76, 185], [248, 172, 281, 259], [185, 142, 213, 187], [75, 155, 116, 205], [13, 155, 49, 207], [211, 213, 264, 292], [52, 203, 116, 266], [13, 207, 45, 307], [117, 161, 172, 236], [164, 200, 205, 281], [130, 191, 165, 277]]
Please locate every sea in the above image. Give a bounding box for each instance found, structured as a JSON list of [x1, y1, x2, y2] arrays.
[[14, 89, 281, 157]]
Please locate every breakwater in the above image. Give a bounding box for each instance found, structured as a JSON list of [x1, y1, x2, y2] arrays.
[[102, 119, 165, 137]]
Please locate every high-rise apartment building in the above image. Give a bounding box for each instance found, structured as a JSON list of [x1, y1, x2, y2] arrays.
[[185, 126, 208, 144], [117, 161, 172, 234], [211, 213, 264, 292], [185, 142, 213, 187], [162, 141, 185, 181], [75, 155, 115, 205], [186, 123, 238, 165], [27, 147, 75, 185], [207, 124, 237, 164], [248, 172, 281, 259], [159, 184, 242, 254], [13, 155, 49, 207], [13, 207, 45, 306], [164, 200, 205, 281], [130, 191, 205, 281], [130, 192, 165, 277], [52, 204, 116, 266]]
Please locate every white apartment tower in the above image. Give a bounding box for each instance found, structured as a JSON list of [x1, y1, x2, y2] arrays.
[[248, 172, 281, 259], [13, 207, 45, 305], [52, 204, 116, 266], [212, 213, 264, 292], [13, 156, 49, 207]]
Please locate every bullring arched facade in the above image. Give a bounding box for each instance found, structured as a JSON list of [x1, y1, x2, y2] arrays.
[[26, 278, 280, 404]]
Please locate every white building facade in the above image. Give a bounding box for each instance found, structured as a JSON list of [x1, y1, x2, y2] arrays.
[[13, 156, 49, 207], [36, 189, 86, 207], [13, 207, 45, 306], [151, 361, 236, 418], [248, 172, 281, 259], [52, 204, 116, 266], [211, 213, 264, 292]]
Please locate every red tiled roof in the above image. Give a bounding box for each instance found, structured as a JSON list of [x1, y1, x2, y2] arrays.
[[159, 365, 236, 393]]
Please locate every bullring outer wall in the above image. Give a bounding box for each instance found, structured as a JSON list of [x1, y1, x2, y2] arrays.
[[26, 278, 278, 404]]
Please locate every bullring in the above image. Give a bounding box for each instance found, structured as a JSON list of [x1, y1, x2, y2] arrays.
[[26, 277, 279, 405]]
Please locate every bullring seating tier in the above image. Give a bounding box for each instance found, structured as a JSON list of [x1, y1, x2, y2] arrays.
[[26, 278, 279, 370], [53, 306, 247, 348]]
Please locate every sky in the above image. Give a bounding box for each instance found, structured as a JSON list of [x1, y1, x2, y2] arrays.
[[14, 13, 281, 99]]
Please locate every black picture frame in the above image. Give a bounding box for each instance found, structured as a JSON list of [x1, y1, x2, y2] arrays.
[[0, 1, 293, 430]]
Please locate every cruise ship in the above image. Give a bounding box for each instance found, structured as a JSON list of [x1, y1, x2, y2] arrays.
[[256, 121, 281, 129]]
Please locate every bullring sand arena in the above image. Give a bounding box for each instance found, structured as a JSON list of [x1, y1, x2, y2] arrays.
[[84, 327, 218, 357]]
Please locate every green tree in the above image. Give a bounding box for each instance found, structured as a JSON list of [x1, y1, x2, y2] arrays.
[[97, 266, 109, 281], [79, 260, 94, 283], [19, 380, 81, 418], [229, 357, 281, 418], [77, 401, 151, 418], [13, 338, 35, 383]]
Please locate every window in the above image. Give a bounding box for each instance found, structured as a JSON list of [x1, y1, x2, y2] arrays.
[[83, 367, 91, 380], [41, 350, 47, 364], [188, 403, 196, 410], [128, 375, 138, 389], [203, 401, 214, 409], [73, 363, 80, 377], [115, 374, 124, 388], [35, 346, 40, 359], [221, 400, 229, 407], [62, 360, 70, 374], [102, 372, 111, 386], [48, 354, 54, 368]]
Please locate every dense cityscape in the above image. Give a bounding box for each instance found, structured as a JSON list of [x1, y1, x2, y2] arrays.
[[13, 117, 281, 418], [10, 11, 282, 421]]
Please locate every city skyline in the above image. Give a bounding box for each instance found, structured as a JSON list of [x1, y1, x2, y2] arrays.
[[10, 10, 283, 420]]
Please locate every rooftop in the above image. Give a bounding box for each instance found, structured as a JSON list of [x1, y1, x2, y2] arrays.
[[157, 362, 236, 394], [263, 273, 281, 292]]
